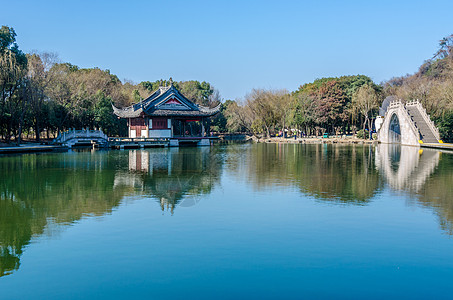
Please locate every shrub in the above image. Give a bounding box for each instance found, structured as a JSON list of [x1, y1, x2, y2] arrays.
[[356, 129, 365, 139]]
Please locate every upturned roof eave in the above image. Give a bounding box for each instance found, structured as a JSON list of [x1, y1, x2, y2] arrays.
[[147, 104, 221, 117], [112, 85, 221, 119]]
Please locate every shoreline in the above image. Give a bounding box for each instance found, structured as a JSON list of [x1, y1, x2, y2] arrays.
[[0, 137, 377, 155], [0, 144, 68, 154], [250, 136, 378, 145], [6, 138, 453, 155]]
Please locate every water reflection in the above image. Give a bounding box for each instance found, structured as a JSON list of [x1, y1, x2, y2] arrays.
[[115, 148, 222, 213], [1, 144, 453, 278], [227, 143, 453, 234], [226, 143, 381, 204], [375, 144, 440, 192], [375, 144, 453, 234], [0, 152, 130, 277], [0, 148, 223, 277]]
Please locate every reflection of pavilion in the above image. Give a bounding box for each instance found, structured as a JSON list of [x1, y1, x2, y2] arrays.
[[129, 149, 149, 172], [375, 144, 440, 192], [115, 148, 221, 213]]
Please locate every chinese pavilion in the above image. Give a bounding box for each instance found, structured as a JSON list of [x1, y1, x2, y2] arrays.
[[112, 81, 220, 146]]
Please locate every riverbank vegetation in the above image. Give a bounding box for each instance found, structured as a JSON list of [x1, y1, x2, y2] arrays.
[[0, 26, 219, 143], [1, 25, 452, 142], [219, 33, 453, 141], [219, 75, 381, 138], [383, 34, 453, 141]]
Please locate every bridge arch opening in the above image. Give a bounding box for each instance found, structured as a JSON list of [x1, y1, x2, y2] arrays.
[[388, 144, 401, 172], [389, 113, 401, 143]]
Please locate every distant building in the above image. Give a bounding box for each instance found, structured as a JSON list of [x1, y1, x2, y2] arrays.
[[112, 82, 220, 141]]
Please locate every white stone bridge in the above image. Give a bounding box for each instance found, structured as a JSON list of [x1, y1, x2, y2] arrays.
[[377, 99, 441, 146], [54, 129, 109, 148]]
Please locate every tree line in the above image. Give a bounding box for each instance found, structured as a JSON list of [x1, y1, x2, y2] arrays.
[[383, 34, 453, 141], [215, 34, 453, 141], [1, 24, 452, 142], [0, 25, 220, 143], [214, 75, 381, 139]]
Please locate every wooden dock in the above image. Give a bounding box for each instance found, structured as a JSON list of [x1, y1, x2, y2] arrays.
[[107, 137, 218, 148], [0, 136, 219, 154], [108, 137, 170, 149]]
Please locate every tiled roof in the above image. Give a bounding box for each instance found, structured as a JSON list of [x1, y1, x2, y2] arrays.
[[146, 106, 220, 117], [112, 84, 219, 118]]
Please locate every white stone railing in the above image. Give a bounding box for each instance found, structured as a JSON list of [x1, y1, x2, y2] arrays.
[[388, 100, 420, 139], [406, 100, 440, 140], [389, 99, 403, 108], [401, 106, 421, 139], [55, 129, 108, 144]]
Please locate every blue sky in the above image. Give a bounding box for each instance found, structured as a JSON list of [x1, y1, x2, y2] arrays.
[[2, 0, 453, 100]]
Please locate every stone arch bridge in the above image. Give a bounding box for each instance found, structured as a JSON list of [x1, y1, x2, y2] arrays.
[[377, 100, 441, 146], [54, 129, 109, 148]]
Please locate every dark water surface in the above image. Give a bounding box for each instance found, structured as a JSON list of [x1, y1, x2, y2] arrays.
[[1, 143, 453, 299]]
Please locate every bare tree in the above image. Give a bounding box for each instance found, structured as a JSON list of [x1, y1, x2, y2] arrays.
[[224, 100, 253, 133], [352, 84, 379, 139], [245, 89, 288, 137], [0, 48, 27, 142], [26, 52, 58, 140]]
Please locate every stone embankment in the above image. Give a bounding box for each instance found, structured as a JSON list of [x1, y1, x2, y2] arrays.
[[0, 143, 68, 154], [250, 136, 378, 145]]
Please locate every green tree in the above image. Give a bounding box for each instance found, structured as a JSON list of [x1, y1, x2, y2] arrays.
[[313, 80, 347, 135], [0, 26, 27, 143], [287, 92, 315, 136], [94, 91, 120, 136], [210, 101, 230, 132]]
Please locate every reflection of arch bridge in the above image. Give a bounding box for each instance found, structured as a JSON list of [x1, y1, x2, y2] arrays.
[[377, 100, 440, 146], [375, 144, 440, 192]]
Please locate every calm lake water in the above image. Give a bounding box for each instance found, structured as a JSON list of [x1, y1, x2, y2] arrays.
[[1, 143, 453, 299]]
